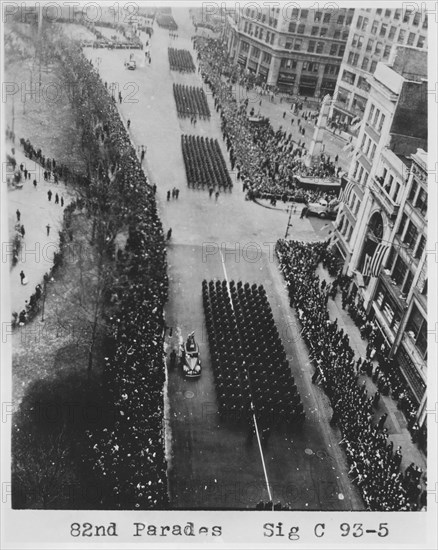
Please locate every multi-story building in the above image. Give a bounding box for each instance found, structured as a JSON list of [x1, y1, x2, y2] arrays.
[[331, 7, 428, 126], [224, 6, 354, 97], [331, 45, 427, 427]]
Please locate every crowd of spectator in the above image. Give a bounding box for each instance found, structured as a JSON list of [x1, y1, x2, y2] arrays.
[[56, 38, 169, 509], [181, 135, 232, 190], [173, 84, 210, 119], [168, 48, 195, 72], [276, 240, 425, 510], [156, 13, 178, 31], [194, 37, 341, 202]]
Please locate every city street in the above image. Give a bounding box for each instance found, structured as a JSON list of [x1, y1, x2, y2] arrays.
[[88, 8, 364, 510]]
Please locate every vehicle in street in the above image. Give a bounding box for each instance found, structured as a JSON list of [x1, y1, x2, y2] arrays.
[[306, 198, 339, 220], [181, 332, 202, 378], [125, 53, 136, 70]]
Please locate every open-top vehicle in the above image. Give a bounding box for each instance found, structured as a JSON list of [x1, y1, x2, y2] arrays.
[[181, 332, 201, 378]]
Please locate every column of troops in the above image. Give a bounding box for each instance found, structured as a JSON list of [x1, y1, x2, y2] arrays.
[[181, 135, 232, 189], [203, 279, 305, 437], [173, 84, 210, 119], [168, 48, 195, 72]]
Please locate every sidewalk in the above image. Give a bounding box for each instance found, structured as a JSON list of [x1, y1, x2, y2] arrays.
[[7, 142, 73, 316], [316, 265, 427, 479]]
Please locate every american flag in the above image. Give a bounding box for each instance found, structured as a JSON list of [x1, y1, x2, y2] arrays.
[[362, 243, 389, 278]]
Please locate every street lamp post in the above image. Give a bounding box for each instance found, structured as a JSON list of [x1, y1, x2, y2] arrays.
[[284, 204, 293, 239]]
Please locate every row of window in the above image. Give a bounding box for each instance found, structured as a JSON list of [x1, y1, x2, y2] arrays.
[[407, 178, 428, 216], [356, 10, 426, 32], [367, 104, 386, 133], [288, 8, 353, 25], [361, 134, 377, 162], [377, 167, 401, 203], [351, 161, 370, 187], [279, 57, 339, 76], [283, 38, 345, 56], [287, 22, 349, 41], [240, 42, 272, 64]]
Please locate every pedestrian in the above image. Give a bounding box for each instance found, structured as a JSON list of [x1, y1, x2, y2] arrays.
[[118, 91, 122, 104], [283, 111, 286, 119], [172, 187, 176, 199], [55, 193, 59, 204], [33, 179, 37, 189], [47, 190, 52, 202], [46, 224, 51, 236], [20, 270, 25, 284], [377, 413, 388, 431], [175, 188, 179, 199], [169, 349, 177, 369], [20, 225, 25, 237], [167, 190, 171, 201], [60, 196, 64, 207], [215, 190, 219, 201], [209, 187, 214, 198], [16, 209, 21, 221], [140, 148, 145, 162], [166, 228, 172, 240], [127, 119, 131, 129]]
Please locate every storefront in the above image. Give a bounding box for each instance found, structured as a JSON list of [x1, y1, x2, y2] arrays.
[[299, 75, 318, 97], [277, 72, 296, 93]]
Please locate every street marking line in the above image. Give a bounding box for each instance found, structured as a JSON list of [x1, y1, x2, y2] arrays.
[[219, 250, 273, 503]]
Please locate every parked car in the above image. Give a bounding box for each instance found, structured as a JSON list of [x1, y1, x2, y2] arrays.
[[181, 333, 201, 378]]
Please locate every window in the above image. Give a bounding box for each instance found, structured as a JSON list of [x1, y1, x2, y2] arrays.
[[406, 304, 427, 357], [415, 188, 427, 215], [324, 64, 339, 75], [366, 39, 373, 52], [380, 23, 387, 37], [417, 35, 426, 48], [423, 15, 428, 28], [371, 21, 379, 34], [330, 43, 338, 56], [398, 29, 406, 43], [342, 70, 355, 85], [311, 26, 318, 36], [270, 33, 274, 44], [338, 45, 345, 57], [259, 28, 264, 40], [361, 17, 369, 30], [293, 38, 302, 50], [285, 41, 293, 50], [397, 212, 407, 236], [408, 180, 418, 202], [370, 60, 377, 73], [316, 41, 324, 54], [376, 9, 382, 15], [403, 270, 414, 297], [393, 256, 408, 286], [413, 12, 421, 25], [308, 41, 316, 53], [404, 221, 419, 250], [338, 15, 345, 25], [352, 33, 359, 47], [368, 103, 375, 123], [407, 32, 416, 46], [378, 113, 385, 133], [300, 9, 309, 19], [385, 9, 391, 17], [388, 26, 396, 40], [244, 21, 248, 33], [314, 11, 322, 23], [369, 143, 376, 160], [394, 9, 401, 19], [297, 23, 305, 33], [383, 45, 391, 59], [262, 52, 271, 64], [323, 13, 331, 23], [361, 57, 369, 71], [333, 30, 341, 39], [288, 22, 296, 33], [254, 27, 258, 38], [375, 42, 382, 55], [415, 235, 426, 259], [346, 15, 353, 25], [403, 8, 413, 23], [266, 31, 270, 43], [320, 27, 327, 37], [373, 108, 380, 127]]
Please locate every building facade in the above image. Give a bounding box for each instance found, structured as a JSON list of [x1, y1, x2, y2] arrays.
[[331, 46, 427, 427], [331, 7, 428, 126], [224, 6, 354, 97]]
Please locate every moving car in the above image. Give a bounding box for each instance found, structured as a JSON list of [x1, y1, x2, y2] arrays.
[[306, 199, 339, 220], [181, 333, 202, 378]]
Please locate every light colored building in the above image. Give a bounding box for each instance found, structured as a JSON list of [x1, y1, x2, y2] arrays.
[[224, 6, 354, 97], [331, 45, 427, 427], [331, 7, 428, 126]]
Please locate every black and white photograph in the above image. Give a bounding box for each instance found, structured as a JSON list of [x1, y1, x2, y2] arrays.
[[1, 1, 436, 547]]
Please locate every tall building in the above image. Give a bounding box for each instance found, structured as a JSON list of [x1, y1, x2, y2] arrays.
[[331, 46, 427, 428], [330, 7, 428, 126], [224, 6, 354, 97]]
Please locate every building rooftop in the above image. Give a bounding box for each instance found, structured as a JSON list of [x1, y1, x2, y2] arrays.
[[389, 46, 428, 82]]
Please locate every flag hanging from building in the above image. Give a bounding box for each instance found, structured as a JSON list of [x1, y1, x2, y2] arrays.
[[363, 243, 389, 278], [362, 253, 373, 277]]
